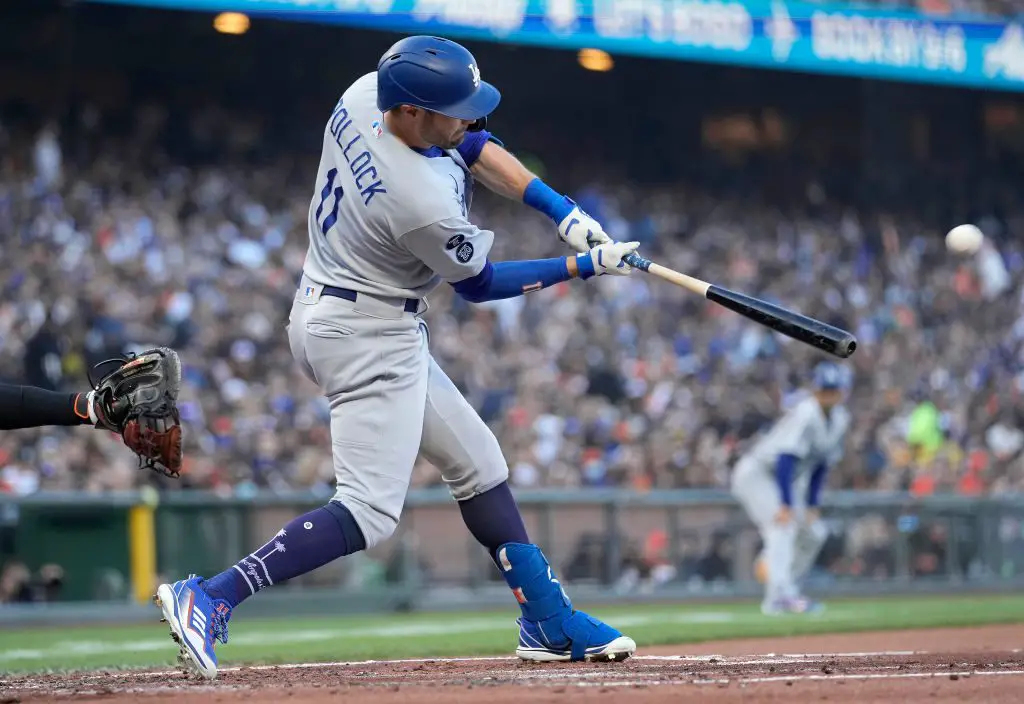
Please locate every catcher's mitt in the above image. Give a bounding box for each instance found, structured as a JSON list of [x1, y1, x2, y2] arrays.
[[88, 347, 183, 478]]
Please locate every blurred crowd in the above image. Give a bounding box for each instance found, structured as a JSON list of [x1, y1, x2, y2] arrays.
[[869, 0, 1024, 18], [0, 95, 1023, 503], [0, 559, 63, 604], [826, 0, 1024, 18]]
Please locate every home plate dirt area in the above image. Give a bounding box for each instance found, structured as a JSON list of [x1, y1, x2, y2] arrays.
[[5, 625, 1023, 703]]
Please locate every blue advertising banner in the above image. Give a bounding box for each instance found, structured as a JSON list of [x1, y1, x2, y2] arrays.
[[88, 0, 1024, 91]]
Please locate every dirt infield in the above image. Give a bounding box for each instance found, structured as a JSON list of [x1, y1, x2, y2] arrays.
[[3, 624, 1021, 703]]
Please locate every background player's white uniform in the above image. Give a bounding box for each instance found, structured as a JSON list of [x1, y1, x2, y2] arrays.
[[289, 73, 510, 547], [730, 378, 850, 613]]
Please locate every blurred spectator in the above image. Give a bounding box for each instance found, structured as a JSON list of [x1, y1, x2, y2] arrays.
[[0, 560, 62, 604], [0, 560, 32, 603], [615, 530, 678, 593]]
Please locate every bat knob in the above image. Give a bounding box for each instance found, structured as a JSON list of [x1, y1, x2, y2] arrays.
[[832, 334, 858, 359]]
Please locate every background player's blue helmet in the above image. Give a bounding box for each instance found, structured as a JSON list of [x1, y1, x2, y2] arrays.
[[812, 361, 847, 391], [377, 35, 500, 131]]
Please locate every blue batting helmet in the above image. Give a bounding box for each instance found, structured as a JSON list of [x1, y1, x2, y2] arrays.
[[376, 36, 501, 130], [812, 361, 848, 391]]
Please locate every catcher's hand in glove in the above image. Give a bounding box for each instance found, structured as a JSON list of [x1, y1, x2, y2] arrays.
[[85, 347, 184, 478]]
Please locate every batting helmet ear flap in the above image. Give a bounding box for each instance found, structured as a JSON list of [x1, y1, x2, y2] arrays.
[[468, 117, 487, 132]]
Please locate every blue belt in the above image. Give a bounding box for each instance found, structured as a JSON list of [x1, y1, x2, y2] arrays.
[[321, 285, 420, 314]]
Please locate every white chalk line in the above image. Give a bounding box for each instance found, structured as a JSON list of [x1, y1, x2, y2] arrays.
[[7, 651, 941, 685], [7, 650, 1024, 692], [569, 669, 1024, 687], [635, 651, 922, 660]]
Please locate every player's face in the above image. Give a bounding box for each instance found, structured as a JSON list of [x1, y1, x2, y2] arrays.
[[421, 111, 474, 149], [817, 389, 844, 410]]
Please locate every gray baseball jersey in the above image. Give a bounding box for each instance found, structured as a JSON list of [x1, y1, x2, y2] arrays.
[[731, 393, 850, 527], [287, 73, 510, 550], [301, 72, 493, 299], [742, 394, 850, 482]]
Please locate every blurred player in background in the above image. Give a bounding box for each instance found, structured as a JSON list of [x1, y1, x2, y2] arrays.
[[731, 361, 851, 615]]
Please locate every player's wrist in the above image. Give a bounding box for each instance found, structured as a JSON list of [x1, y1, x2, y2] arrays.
[[523, 178, 574, 223], [72, 391, 94, 426], [574, 251, 596, 280]]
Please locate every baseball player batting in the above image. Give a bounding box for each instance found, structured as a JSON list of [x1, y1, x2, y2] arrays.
[[730, 361, 850, 615], [155, 35, 638, 679]]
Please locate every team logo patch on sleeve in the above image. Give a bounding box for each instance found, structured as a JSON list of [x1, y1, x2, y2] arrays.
[[456, 242, 474, 263], [446, 234, 465, 250]]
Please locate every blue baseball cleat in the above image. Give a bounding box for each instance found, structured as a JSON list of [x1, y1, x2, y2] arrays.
[[497, 543, 636, 662], [154, 575, 232, 679], [515, 612, 636, 662]]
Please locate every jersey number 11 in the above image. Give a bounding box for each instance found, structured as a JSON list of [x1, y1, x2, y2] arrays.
[[316, 168, 344, 235]]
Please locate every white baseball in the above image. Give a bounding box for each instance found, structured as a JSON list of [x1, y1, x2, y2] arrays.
[[945, 224, 984, 254]]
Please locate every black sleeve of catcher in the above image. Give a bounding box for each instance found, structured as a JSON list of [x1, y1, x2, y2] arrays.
[[0, 383, 89, 430]]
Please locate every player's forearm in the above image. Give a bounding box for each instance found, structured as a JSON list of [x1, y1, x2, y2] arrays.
[[774, 454, 798, 506], [806, 462, 828, 506], [452, 253, 595, 303], [0, 383, 92, 429], [470, 141, 538, 201]]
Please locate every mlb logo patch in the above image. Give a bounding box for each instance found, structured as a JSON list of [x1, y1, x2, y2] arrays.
[[298, 282, 322, 305], [370, 120, 383, 138], [455, 242, 474, 263]]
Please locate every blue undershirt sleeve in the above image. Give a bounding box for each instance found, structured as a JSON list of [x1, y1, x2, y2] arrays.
[[807, 462, 829, 507], [523, 178, 575, 223], [452, 254, 596, 303], [775, 454, 798, 507], [456, 130, 494, 168]]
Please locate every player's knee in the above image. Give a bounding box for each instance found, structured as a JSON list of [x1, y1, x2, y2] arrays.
[[359, 511, 400, 548], [443, 435, 509, 501], [324, 500, 368, 552], [331, 495, 400, 549], [449, 464, 509, 501], [806, 520, 829, 547], [766, 522, 797, 543]]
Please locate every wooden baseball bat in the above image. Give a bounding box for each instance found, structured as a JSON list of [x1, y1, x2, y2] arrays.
[[623, 252, 858, 359]]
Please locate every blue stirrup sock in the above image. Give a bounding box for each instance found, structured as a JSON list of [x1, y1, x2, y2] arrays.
[[459, 481, 530, 555], [496, 542, 573, 635], [203, 501, 366, 609]]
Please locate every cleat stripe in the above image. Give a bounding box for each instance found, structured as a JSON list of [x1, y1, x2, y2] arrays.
[[520, 630, 545, 649]]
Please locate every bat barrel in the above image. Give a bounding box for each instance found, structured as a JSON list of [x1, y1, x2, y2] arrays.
[[706, 285, 858, 359], [622, 250, 857, 358]]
